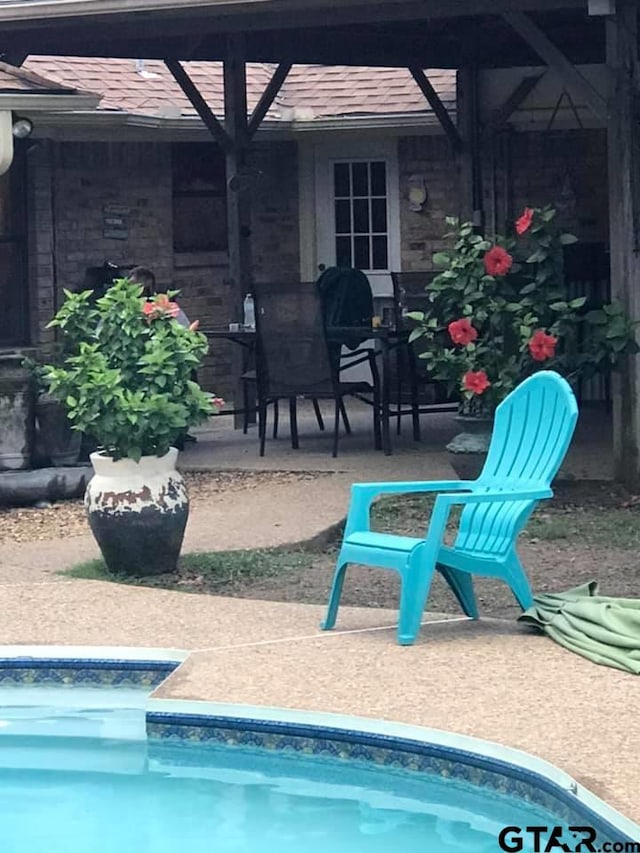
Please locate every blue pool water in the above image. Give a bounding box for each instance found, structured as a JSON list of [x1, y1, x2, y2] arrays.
[[0, 686, 573, 853]]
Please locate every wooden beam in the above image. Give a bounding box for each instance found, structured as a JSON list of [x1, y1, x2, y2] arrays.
[[247, 62, 291, 139], [223, 33, 253, 427], [606, 0, 640, 485], [409, 66, 462, 152], [502, 11, 607, 123], [164, 58, 233, 153], [457, 66, 484, 228], [483, 73, 544, 137]]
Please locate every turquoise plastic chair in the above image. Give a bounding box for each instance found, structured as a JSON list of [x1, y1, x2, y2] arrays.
[[321, 371, 579, 645]]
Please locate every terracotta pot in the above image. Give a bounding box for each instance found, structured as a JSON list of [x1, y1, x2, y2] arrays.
[[446, 415, 494, 481], [36, 394, 82, 467], [0, 355, 35, 471], [85, 447, 188, 576]]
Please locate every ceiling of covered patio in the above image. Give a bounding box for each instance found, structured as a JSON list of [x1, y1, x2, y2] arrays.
[[0, 1, 612, 68]]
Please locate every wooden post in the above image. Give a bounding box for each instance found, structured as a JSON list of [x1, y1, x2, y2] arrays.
[[457, 65, 484, 229], [607, 0, 640, 485], [223, 34, 253, 426]]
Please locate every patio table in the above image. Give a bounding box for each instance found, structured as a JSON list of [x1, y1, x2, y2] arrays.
[[203, 324, 408, 454]]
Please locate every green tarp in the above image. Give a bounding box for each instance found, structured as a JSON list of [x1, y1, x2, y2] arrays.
[[518, 581, 640, 674]]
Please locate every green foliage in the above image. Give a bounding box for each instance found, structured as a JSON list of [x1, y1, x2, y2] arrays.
[[411, 206, 638, 414], [42, 278, 220, 461]]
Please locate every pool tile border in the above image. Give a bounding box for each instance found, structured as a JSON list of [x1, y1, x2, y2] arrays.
[[0, 655, 182, 688], [0, 649, 636, 845], [146, 711, 638, 846]]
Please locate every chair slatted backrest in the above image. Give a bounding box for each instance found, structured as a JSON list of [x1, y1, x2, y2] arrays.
[[253, 281, 335, 398], [454, 372, 579, 556]]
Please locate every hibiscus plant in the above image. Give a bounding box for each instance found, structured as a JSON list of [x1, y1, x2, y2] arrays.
[[43, 278, 224, 461], [409, 205, 637, 416]]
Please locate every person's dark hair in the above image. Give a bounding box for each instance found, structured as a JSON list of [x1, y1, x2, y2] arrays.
[[128, 266, 156, 298]]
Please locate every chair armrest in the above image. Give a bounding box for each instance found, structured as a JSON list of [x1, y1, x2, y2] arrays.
[[436, 487, 552, 507], [344, 480, 473, 536]]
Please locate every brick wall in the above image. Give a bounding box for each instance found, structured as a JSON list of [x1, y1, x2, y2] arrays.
[[396, 128, 608, 271], [52, 141, 173, 292], [398, 135, 460, 272]]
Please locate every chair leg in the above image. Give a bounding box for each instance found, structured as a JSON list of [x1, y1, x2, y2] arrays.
[[397, 549, 436, 645], [332, 398, 341, 458], [272, 399, 279, 439], [504, 552, 534, 611], [243, 382, 250, 435], [338, 399, 351, 434], [321, 558, 349, 629], [396, 349, 403, 436], [409, 353, 421, 442], [438, 565, 479, 618], [289, 398, 299, 449], [312, 398, 325, 431], [258, 400, 268, 457]]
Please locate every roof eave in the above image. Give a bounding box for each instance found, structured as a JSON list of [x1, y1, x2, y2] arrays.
[[31, 108, 445, 136], [0, 93, 101, 111]]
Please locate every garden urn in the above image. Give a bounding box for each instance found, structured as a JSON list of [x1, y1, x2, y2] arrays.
[[85, 447, 188, 575], [0, 354, 36, 471], [446, 415, 494, 481]]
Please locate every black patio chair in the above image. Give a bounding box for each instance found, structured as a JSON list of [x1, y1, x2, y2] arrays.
[[390, 271, 458, 440], [252, 281, 381, 457]]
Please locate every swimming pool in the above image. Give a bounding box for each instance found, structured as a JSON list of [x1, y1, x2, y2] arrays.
[[0, 648, 636, 853]]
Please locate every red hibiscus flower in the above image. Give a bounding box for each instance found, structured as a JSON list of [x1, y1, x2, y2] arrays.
[[448, 318, 478, 346], [528, 329, 558, 362], [483, 245, 513, 277], [463, 370, 491, 395], [515, 207, 535, 236]]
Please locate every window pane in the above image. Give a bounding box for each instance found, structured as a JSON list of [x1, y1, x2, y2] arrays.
[[353, 199, 370, 234], [173, 196, 228, 252], [336, 236, 352, 267], [371, 198, 387, 233], [334, 163, 350, 197], [335, 200, 351, 234], [172, 142, 226, 192], [351, 162, 369, 196], [353, 235, 370, 269], [370, 161, 386, 196], [371, 235, 388, 270]]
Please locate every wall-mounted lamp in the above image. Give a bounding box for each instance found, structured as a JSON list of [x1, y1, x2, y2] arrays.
[[408, 174, 428, 212], [12, 116, 33, 139]]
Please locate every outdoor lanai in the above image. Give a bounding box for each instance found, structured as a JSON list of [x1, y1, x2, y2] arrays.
[[0, 0, 638, 480]]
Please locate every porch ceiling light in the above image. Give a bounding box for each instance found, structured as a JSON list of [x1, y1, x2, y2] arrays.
[[12, 117, 33, 139]]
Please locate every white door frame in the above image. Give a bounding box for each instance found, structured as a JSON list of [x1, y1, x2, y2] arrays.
[[309, 138, 401, 296]]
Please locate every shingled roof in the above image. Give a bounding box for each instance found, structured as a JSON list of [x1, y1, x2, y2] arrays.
[[24, 57, 455, 122]]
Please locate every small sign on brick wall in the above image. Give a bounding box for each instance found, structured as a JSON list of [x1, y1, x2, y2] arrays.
[[103, 204, 129, 240]]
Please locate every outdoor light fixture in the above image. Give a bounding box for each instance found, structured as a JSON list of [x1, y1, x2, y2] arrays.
[[407, 174, 428, 212], [11, 117, 33, 139]]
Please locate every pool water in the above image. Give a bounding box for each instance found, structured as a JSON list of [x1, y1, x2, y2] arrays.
[[0, 687, 568, 853]]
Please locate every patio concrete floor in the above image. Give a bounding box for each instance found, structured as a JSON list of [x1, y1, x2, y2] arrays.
[[0, 400, 635, 826]]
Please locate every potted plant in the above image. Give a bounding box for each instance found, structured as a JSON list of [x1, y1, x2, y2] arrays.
[[409, 206, 638, 478], [43, 278, 224, 576]]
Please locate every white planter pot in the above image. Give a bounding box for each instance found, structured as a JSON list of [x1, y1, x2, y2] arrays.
[[85, 447, 189, 576]]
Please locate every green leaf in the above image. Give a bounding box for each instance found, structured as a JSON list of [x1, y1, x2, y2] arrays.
[[559, 233, 578, 245], [432, 252, 451, 268], [405, 311, 424, 322], [549, 301, 568, 312], [568, 296, 587, 309]]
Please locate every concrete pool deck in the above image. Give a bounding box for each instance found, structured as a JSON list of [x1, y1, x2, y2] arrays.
[[0, 578, 636, 824], [0, 402, 633, 823]]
